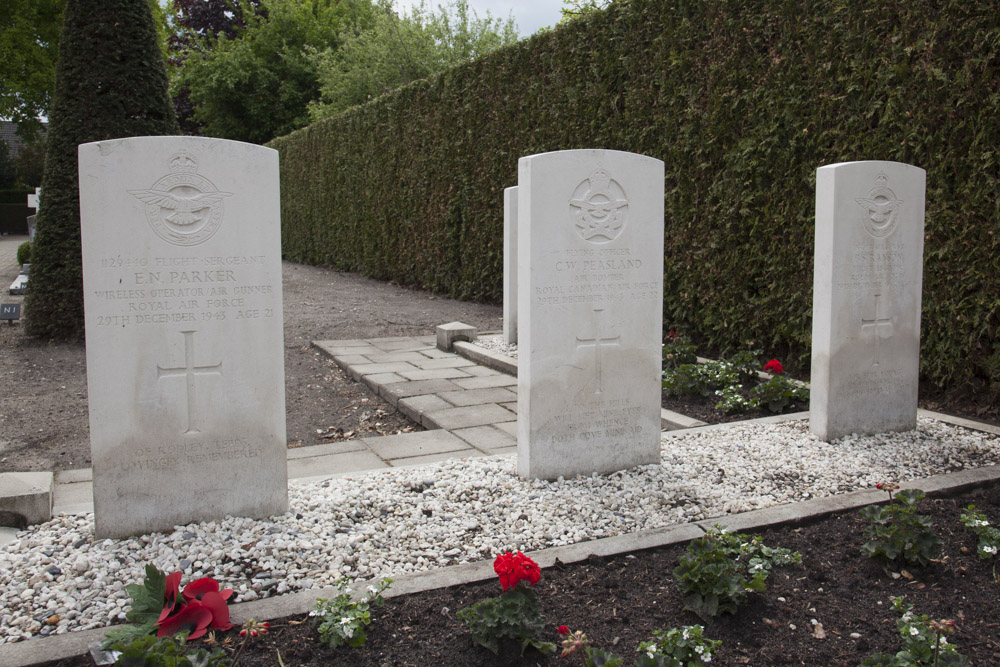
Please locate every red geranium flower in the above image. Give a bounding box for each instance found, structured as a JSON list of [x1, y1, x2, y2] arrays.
[[157, 602, 213, 640], [517, 553, 540, 586], [763, 359, 784, 374], [493, 551, 541, 591]]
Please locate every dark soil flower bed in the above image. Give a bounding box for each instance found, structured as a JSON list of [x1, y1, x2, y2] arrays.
[[661, 387, 808, 426], [45, 483, 1000, 666]]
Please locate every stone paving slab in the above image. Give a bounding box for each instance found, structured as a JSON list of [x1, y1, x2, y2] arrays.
[[437, 386, 517, 407], [362, 430, 472, 460], [424, 404, 516, 431], [399, 367, 473, 381], [287, 450, 388, 479], [452, 424, 517, 452], [379, 378, 463, 405], [286, 440, 367, 459], [397, 394, 454, 426], [452, 374, 518, 390]]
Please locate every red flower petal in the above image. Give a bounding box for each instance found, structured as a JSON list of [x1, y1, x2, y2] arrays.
[[200, 591, 233, 631], [558, 625, 570, 635], [157, 603, 213, 640], [763, 359, 784, 374], [494, 552, 516, 591], [182, 577, 220, 602]]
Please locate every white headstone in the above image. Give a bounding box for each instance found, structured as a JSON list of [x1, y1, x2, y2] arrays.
[[503, 186, 518, 345], [27, 188, 40, 211], [810, 160, 925, 441], [79, 136, 288, 538], [517, 150, 664, 479]]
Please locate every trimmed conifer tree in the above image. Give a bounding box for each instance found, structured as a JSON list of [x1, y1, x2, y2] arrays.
[[25, 0, 179, 339]]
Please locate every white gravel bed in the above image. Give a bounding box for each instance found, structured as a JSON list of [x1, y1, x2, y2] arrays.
[[474, 334, 517, 358], [2, 417, 998, 644]]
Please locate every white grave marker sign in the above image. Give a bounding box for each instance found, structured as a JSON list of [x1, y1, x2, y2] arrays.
[[80, 136, 287, 538], [517, 150, 664, 479], [810, 160, 925, 441]]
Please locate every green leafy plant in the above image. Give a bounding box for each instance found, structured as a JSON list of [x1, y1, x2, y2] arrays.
[[859, 484, 942, 567], [457, 551, 555, 656], [662, 360, 740, 398], [673, 525, 801, 619], [637, 626, 721, 665], [959, 505, 1000, 559], [861, 597, 969, 666], [107, 634, 231, 667], [310, 577, 392, 649], [749, 372, 810, 413], [16, 241, 30, 267], [714, 385, 755, 414], [103, 565, 234, 648], [664, 351, 806, 416], [663, 330, 697, 370], [558, 625, 720, 666]]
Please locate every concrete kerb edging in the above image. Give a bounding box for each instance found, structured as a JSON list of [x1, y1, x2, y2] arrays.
[[6, 464, 1000, 667], [452, 340, 517, 376]]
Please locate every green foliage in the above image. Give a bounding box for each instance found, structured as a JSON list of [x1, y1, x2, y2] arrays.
[[749, 374, 810, 413], [0, 142, 17, 189], [101, 564, 168, 648], [311, 578, 391, 649], [12, 140, 46, 189], [456, 585, 556, 656], [861, 597, 970, 666], [172, 0, 377, 143], [662, 360, 740, 399], [859, 488, 943, 567], [673, 525, 801, 620], [109, 634, 231, 667], [0, 0, 66, 141], [16, 242, 31, 267], [959, 505, 1000, 560], [567, 626, 721, 666], [23, 0, 179, 340], [308, 0, 517, 119], [560, 0, 612, 24], [270, 0, 1000, 403], [662, 330, 697, 370], [637, 626, 722, 666]]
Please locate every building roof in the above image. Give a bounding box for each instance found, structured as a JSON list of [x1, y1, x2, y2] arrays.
[[0, 121, 47, 158]]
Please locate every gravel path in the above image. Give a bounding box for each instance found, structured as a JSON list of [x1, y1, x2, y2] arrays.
[[2, 417, 998, 643]]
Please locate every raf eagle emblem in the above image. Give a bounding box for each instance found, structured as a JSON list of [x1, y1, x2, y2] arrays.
[[130, 150, 232, 246]]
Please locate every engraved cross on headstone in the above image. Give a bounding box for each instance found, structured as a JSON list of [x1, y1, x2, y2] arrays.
[[860, 293, 893, 367], [575, 307, 620, 394], [157, 330, 222, 434]]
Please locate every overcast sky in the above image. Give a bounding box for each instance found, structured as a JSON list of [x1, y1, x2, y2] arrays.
[[393, 0, 565, 38]]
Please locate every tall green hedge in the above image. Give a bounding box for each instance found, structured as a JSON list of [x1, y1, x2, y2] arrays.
[[25, 0, 179, 340], [270, 0, 1000, 401]]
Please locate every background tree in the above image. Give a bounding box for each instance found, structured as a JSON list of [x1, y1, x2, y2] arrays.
[[13, 140, 46, 189], [0, 0, 66, 141], [25, 0, 179, 340], [308, 0, 517, 120], [0, 141, 18, 189], [170, 0, 376, 144], [167, 0, 264, 134], [559, 0, 611, 23]]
